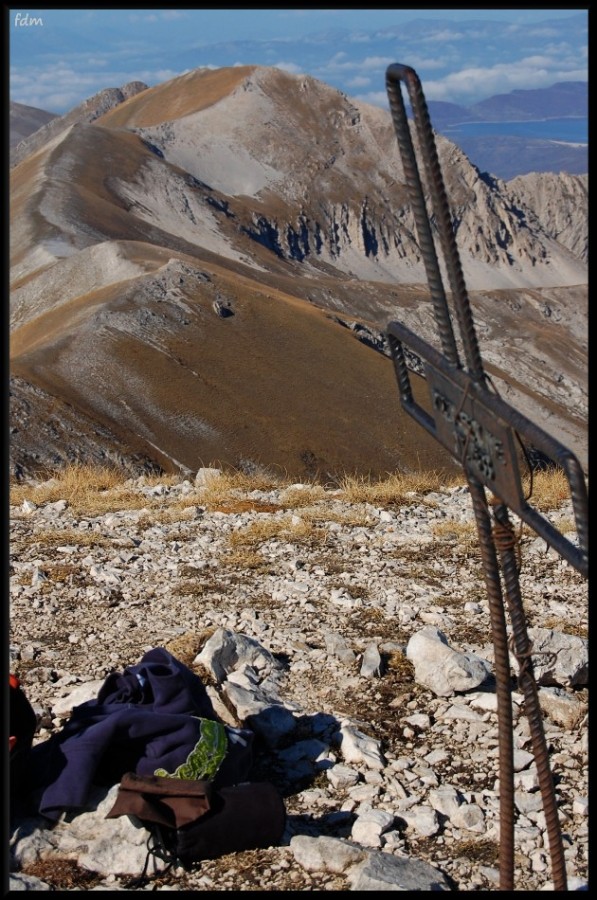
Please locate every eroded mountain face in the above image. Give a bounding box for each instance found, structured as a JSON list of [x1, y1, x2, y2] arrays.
[[9, 66, 588, 480], [9, 101, 58, 151]]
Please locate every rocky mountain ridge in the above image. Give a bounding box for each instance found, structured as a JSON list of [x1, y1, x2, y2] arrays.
[[9, 81, 149, 167], [9, 101, 58, 148], [505, 173, 587, 262], [12, 77, 587, 182], [99, 68, 585, 289], [9, 66, 588, 481]]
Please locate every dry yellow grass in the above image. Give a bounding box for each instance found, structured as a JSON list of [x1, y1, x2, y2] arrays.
[[10, 465, 143, 516], [136, 506, 199, 527], [9, 462, 576, 524], [278, 484, 329, 507], [300, 506, 372, 528], [521, 466, 581, 512], [199, 468, 285, 494], [195, 468, 287, 508], [541, 617, 588, 639], [10, 465, 185, 518], [337, 470, 464, 505], [431, 519, 479, 550], [553, 515, 576, 535], [16, 530, 113, 550], [10, 463, 125, 503], [228, 516, 328, 549], [222, 549, 271, 572]]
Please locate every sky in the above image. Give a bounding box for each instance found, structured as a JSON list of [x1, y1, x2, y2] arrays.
[[8, 7, 588, 115]]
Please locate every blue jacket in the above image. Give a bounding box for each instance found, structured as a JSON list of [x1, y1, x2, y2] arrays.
[[31, 648, 253, 820]]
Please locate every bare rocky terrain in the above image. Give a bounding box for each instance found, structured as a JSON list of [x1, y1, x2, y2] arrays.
[[9, 469, 588, 891], [505, 173, 588, 262], [9, 66, 588, 482], [9, 101, 58, 152], [9, 57, 589, 897], [9, 82, 148, 167]]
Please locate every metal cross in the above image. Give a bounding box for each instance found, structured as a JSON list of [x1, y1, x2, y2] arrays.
[[384, 63, 588, 891]]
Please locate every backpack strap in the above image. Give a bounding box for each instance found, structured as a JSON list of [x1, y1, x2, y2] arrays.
[[122, 824, 180, 888]]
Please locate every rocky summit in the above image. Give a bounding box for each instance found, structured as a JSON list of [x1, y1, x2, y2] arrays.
[[9, 468, 587, 891], [9, 66, 588, 480]]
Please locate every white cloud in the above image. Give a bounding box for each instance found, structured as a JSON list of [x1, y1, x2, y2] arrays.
[[9, 62, 190, 113], [9, 12, 587, 115], [126, 11, 186, 24], [397, 54, 447, 73], [423, 60, 588, 105], [160, 11, 188, 21], [361, 56, 395, 70], [322, 54, 394, 74], [127, 13, 157, 24], [346, 75, 371, 88], [273, 61, 303, 74], [425, 29, 465, 43], [319, 47, 448, 82], [520, 54, 560, 68], [526, 26, 561, 38], [353, 90, 389, 109]]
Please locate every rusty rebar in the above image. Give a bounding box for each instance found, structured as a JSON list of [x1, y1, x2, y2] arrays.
[[492, 501, 568, 890], [386, 63, 486, 384], [385, 65, 460, 368], [384, 61, 586, 891], [467, 478, 515, 890]]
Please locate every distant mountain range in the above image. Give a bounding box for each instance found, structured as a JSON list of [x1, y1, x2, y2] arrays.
[[416, 81, 587, 180], [425, 81, 587, 127], [9, 66, 587, 480], [9, 101, 57, 147]]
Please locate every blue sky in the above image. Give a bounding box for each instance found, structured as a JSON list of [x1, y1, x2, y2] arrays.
[[8, 7, 588, 114]]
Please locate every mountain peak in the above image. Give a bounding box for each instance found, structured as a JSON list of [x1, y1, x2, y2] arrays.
[[9, 65, 587, 478], [97, 65, 259, 129]]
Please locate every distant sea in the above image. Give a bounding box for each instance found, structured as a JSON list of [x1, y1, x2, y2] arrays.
[[443, 117, 587, 144]]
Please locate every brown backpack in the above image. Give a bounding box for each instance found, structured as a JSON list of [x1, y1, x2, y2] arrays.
[[107, 772, 286, 884]]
